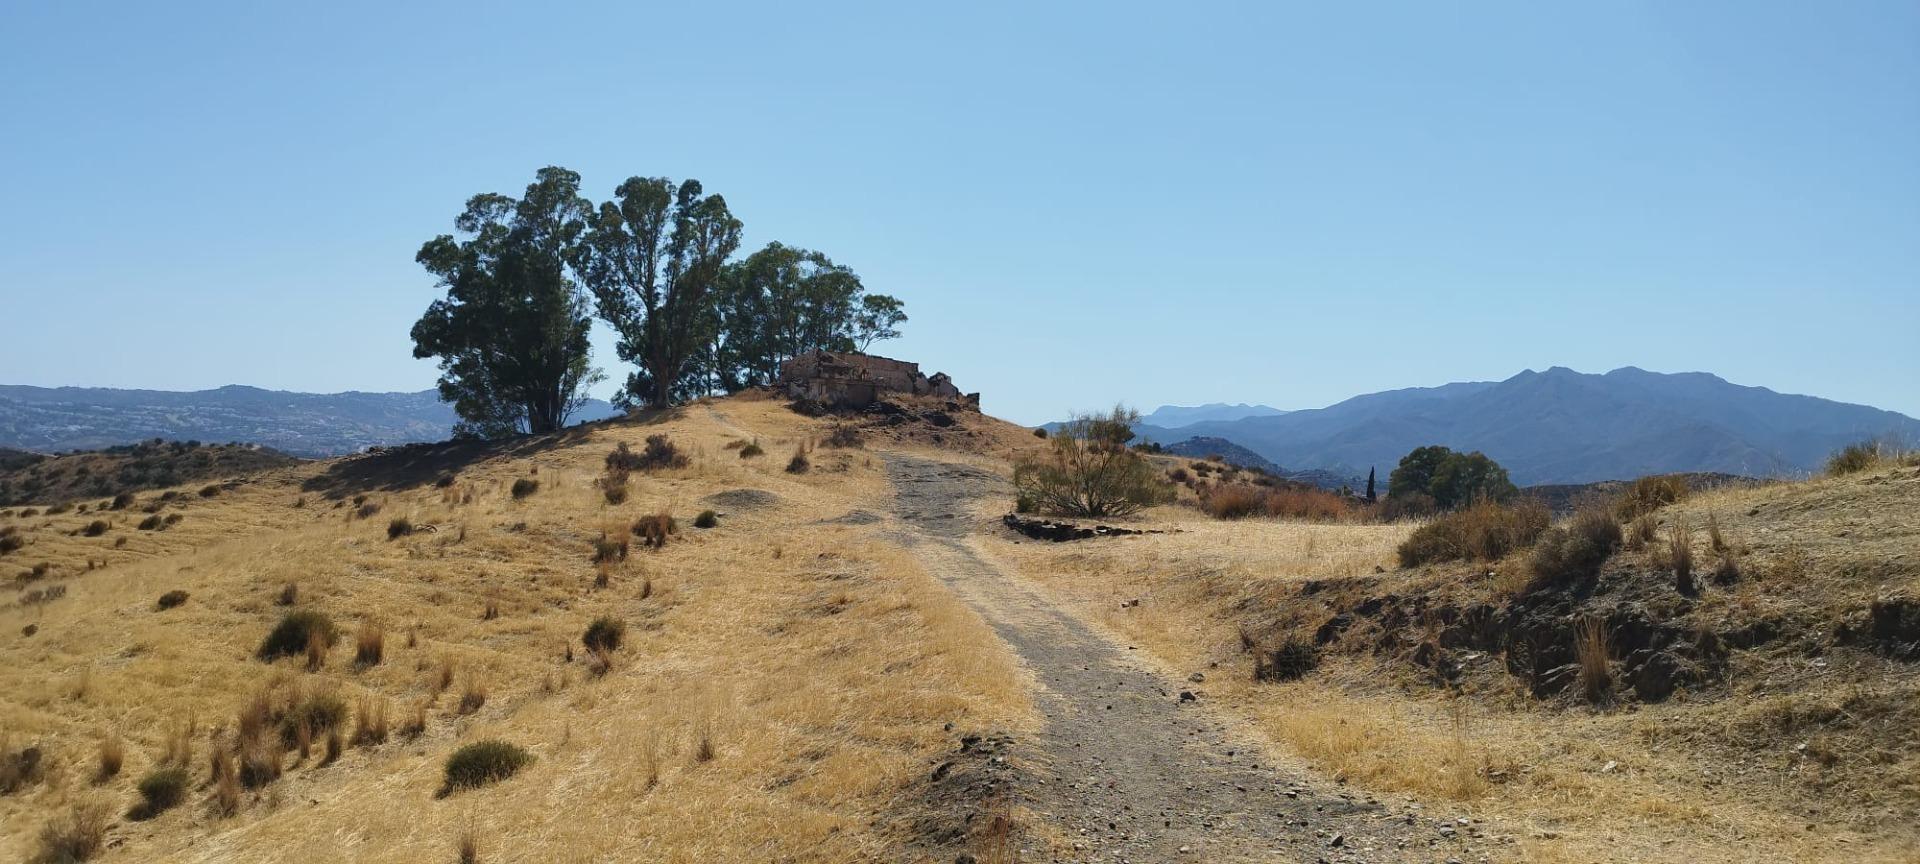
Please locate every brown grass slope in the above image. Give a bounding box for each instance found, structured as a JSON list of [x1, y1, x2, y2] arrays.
[[0, 395, 1031, 863]]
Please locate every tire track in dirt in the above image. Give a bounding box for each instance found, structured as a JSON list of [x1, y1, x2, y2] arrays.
[[886, 453, 1429, 863]]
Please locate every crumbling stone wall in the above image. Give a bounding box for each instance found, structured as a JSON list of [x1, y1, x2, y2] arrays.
[[779, 350, 976, 407]]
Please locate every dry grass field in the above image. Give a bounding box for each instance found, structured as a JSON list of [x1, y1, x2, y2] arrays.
[[979, 462, 1920, 864], [5, 393, 1916, 863], [1, 397, 1032, 863]]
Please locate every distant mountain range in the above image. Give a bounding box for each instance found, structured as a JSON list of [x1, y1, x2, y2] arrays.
[[1139, 403, 1289, 428], [0, 385, 620, 457], [1125, 367, 1919, 486]]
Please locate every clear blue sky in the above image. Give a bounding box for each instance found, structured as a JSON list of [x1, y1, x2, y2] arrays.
[[3, 1, 1915, 425]]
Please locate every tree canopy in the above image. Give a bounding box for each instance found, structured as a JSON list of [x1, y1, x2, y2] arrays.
[[1386, 445, 1517, 510], [410, 167, 601, 437], [413, 166, 910, 427], [579, 177, 743, 409]]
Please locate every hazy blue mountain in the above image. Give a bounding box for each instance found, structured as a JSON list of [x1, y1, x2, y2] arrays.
[[1139, 403, 1289, 428], [0, 384, 620, 457], [1132, 367, 1920, 486]]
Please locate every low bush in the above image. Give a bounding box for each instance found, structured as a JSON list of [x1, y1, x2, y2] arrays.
[[1825, 438, 1916, 476], [634, 513, 675, 549], [823, 424, 863, 449], [1396, 499, 1551, 567], [693, 510, 718, 529], [1254, 638, 1320, 682], [739, 441, 764, 458], [1526, 508, 1622, 590], [441, 740, 532, 796], [109, 493, 136, 511], [35, 802, 109, 863], [0, 533, 21, 555], [1013, 408, 1172, 518], [199, 484, 221, 498], [133, 767, 189, 819], [82, 520, 109, 537], [155, 590, 188, 611], [1032, 427, 1048, 438], [137, 514, 163, 531], [278, 691, 348, 748], [2, 741, 48, 794], [510, 478, 539, 500], [591, 532, 628, 564], [1198, 484, 1353, 522], [786, 448, 810, 474], [635, 435, 689, 471], [257, 610, 337, 661], [1614, 474, 1690, 520], [582, 616, 625, 653], [386, 517, 412, 539]]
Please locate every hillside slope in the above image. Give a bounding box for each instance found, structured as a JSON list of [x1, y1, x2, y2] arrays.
[[1135, 367, 1920, 485]]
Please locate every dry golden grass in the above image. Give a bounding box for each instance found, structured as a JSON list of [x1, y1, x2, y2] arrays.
[[0, 397, 1030, 862], [979, 472, 1920, 864]]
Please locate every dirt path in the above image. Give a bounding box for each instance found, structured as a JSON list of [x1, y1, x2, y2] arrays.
[[886, 454, 1435, 863]]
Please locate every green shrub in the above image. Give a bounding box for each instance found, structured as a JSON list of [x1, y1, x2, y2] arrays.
[[81, 520, 109, 537], [441, 740, 532, 795], [155, 590, 188, 611], [510, 478, 539, 499], [1012, 407, 1172, 518], [133, 766, 190, 818], [109, 493, 137, 511], [137, 514, 163, 531], [257, 610, 338, 661], [1396, 499, 1550, 567], [693, 510, 718, 529], [386, 517, 413, 539], [582, 616, 625, 653]]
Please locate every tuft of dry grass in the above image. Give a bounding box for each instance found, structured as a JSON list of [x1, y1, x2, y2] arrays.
[[352, 695, 389, 747], [1574, 617, 1613, 704], [1666, 516, 1695, 595], [95, 736, 123, 783], [355, 622, 384, 667], [457, 677, 488, 715]]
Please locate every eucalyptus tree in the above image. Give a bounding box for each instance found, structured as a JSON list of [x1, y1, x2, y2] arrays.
[[410, 166, 601, 437], [709, 242, 908, 390], [578, 177, 743, 408]]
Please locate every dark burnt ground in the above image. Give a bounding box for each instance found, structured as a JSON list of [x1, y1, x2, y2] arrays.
[[886, 454, 1435, 863]]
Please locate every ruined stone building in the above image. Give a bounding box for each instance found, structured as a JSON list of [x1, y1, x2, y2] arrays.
[[778, 350, 977, 408]]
